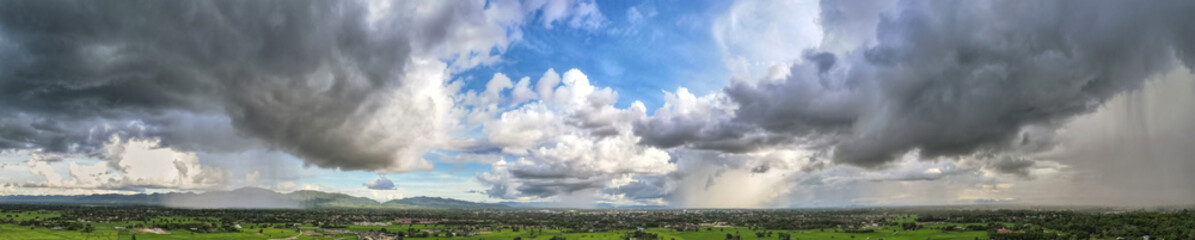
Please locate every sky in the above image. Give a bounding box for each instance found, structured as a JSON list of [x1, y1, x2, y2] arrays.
[[1, 0, 1194, 208]]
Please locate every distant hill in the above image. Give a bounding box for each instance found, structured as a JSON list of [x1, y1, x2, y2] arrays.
[[385, 196, 508, 209], [163, 187, 299, 209], [0, 190, 667, 209], [498, 201, 667, 209], [287, 190, 415, 209], [0, 193, 166, 206], [0, 188, 499, 209]]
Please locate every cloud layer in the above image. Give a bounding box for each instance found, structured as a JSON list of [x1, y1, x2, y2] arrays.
[[637, 0, 1195, 168], [473, 69, 673, 200], [0, 0, 604, 172], [0, 0, 437, 172]]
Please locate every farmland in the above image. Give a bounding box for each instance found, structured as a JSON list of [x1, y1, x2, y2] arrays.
[[1, 205, 1192, 240]]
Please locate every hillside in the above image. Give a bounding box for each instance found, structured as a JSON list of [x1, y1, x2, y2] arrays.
[[287, 190, 415, 209], [163, 187, 299, 208]]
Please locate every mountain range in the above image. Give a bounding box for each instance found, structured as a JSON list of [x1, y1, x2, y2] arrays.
[[0, 187, 509, 209]]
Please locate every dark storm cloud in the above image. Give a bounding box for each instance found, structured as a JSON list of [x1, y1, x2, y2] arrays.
[[480, 176, 606, 199], [510, 169, 575, 180], [479, 183, 513, 199], [513, 178, 606, 199], [636, 0, 1195, 168], [750, 164, 770, 173], [604, 175, 670, 200], [634, 114, 785, 153], [0, 115, 157, 153], [505, 162, 603, 180], [478, 163, 614, 199], [988, 157, 1035, 178], [0, 0, 451, 171]]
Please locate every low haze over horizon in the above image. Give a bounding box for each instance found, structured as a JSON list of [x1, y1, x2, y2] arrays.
[[2, 0, 1195, 209]]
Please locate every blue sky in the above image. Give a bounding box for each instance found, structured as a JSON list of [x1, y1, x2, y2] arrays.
[[432, 0, 736, 202], [457, 0, 731, 110]]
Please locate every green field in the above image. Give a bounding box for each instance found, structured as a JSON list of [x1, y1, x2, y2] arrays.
[[0, 222, 990, 240], [0, 222, 319, 240], [646, 227, 985, 240], [0, 209, 998, 240]]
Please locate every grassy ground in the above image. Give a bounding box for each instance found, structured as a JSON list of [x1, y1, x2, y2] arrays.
[[0, 211, 991, 240], [646, 226, 986, 240], [0, 224, 991, 240], [0, 222, 348, 240]]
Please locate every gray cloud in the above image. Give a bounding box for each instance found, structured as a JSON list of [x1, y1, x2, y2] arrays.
[[514, 178, 606, 199], [363, 175, 396, 190], [604, 175, 670, 200], [479, 174, 606, 199], [479, 164, 620, 200], [0, 0, 467, 171], [637, 0, 1195, 168], [987, 157, 1035, 178], [634, 114, 780, 153]]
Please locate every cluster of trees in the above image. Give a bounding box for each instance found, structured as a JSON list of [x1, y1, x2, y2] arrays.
[[144, 222, 240, 233], [623, 231, 660, 240], [776, 232, 792, 240], [61, 222, 94, 232], [754, 231, 773, 238], [986, 229, 1056, 240], [913, 208, 1195, 239], [1030, 210, 1195, 239], [840, 228, 874, 233], [0, 205, 978, 233]]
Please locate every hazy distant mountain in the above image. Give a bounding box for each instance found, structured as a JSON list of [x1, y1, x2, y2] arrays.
[[0, 188, 496, 209], [163, 187, 299, 209], [498, 201, 667, 209], [0, 193, 165, 206], [0, 190, 674, 209], [288, 190, 415, 209], [385, 196, 508, 209]]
